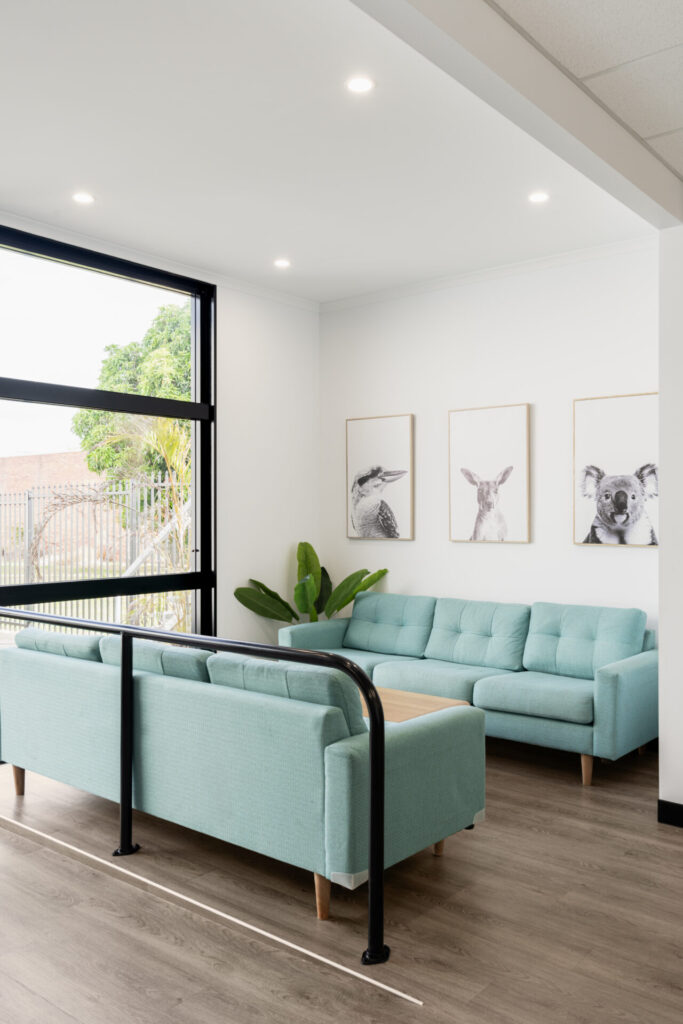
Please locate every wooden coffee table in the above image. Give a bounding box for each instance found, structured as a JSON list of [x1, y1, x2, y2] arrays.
[[360, 686, 469, 722]]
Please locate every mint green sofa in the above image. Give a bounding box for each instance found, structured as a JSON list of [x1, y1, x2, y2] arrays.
[[0, 628, 485, 917], [279, 593, 658, 785]]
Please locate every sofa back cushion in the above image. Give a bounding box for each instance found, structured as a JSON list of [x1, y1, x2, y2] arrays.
[[424, 598, 531, 671], [100, 636, 211, 681], [523, 603, 647, 679], [15, 627, 103, 662], [643, 628, 656, 651], [207, 653, 366, 736], [342, 593, 436, 657]]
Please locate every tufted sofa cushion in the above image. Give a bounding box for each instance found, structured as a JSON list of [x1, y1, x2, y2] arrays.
[[207, 653, 367, 736], [523, 603, 647, 680], [424, 598, 531, 671], [16, 627, 103, 662], [100, 636, 212, 681], [343, 593, 436, 658]]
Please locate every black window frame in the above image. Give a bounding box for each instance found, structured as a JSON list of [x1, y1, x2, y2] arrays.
[[0, 224, 216, 634]]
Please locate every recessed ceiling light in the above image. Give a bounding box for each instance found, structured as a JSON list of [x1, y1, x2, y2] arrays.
[[72, 191, 95, 204], [346, 76, 375, 94], [528, 191, 550, 204], [273, 258, 291, 269]]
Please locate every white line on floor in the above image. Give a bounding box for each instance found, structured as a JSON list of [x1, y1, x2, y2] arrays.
[[0, 814, 423, 1007]]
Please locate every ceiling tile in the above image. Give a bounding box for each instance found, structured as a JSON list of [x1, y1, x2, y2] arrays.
[[648, 129, 683, 177], [490, 0, 683, 78], [585, 45, 683, 137]]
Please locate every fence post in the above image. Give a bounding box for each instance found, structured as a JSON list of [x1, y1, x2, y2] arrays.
[[24, 490, 34, 585]]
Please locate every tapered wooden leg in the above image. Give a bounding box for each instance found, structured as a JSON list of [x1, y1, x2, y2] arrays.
[[433, 839, 445, 857], [581, 754, 594, 786], [314, 873, 330, 920], [12, 766, 25, 796], [638, 745, 647, 755]]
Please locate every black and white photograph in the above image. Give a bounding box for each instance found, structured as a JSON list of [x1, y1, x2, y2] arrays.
[[449, 404, 530, 543], [346, 414, 414, 540], [574, 393, 659, 547]]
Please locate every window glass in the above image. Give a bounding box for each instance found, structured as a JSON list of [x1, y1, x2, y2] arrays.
[[0, 591, 196, 646], [0, 402, 192, 585], [0, 247, 192, 399]]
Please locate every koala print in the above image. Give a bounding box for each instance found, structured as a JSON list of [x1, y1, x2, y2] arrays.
[[581, 463, 658, 545]]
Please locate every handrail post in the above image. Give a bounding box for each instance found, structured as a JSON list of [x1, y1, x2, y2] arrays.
[[113, 631, 140, 857], [361, 683, 390, 965]]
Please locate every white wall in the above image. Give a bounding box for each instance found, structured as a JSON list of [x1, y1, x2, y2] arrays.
[[658, 225, 683, 806], [318, 243, 659, 621], [215, 287, 320, 642]]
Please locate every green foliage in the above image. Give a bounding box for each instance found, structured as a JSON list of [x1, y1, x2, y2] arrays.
[[234, 587, 299, 622], [71, 303, 192, 477], [234, 541, 388, 624]]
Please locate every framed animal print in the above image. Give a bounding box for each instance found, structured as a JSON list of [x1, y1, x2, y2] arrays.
[[449, 404, 530, 543], [573, 393, 658, 547], [346, 414, 414, 540]]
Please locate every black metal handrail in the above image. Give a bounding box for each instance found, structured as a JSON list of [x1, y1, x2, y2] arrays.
[[0, 607, 390, 965]]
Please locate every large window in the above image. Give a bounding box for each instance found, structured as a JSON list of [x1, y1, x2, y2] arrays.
[[0, 226, 215, 641]]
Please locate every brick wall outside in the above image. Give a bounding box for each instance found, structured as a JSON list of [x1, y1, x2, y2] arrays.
[[0, 451, 99, 493]]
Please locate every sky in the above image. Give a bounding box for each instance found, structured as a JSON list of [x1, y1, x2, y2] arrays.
[[0, 248, 186, 457]]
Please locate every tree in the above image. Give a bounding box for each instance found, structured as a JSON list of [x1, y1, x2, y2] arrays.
[[72, 303, 191, 477]]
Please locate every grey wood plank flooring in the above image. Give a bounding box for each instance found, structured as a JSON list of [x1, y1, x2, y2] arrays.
[[0, 740, 681, 1023]]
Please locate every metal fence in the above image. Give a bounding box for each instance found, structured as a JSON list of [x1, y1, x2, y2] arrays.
[[0, 475, 192, 635]]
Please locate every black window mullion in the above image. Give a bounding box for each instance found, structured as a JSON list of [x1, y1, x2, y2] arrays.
[[0, 377, 210, 421]]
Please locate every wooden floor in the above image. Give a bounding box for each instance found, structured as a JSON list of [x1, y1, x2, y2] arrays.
[[0, 741, 681, 1024]]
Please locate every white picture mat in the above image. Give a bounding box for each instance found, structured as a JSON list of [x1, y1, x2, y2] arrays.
[[449, 404, 529, 543], [573, 393, 659, 543], [346, 415, 413, 539]]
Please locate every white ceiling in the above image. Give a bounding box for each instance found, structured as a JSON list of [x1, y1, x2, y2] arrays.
[[0, 0, 653, 303], [488, 0, 683, 180]]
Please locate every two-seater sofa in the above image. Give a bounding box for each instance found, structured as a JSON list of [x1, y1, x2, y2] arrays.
[[0, 627, 485, 918], [279, 592, 659, 785]]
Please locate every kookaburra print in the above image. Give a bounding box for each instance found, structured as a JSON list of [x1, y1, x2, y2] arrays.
[[351, 466, 407, 538]]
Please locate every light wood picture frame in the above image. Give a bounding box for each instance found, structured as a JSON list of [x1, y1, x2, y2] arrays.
[[346, 414, 414, 540], [449, 403, 530, 543], [573, 392, 658, 547]]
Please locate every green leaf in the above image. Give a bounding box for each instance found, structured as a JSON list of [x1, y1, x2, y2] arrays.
[[294, 574, 318, 620], [315, 566, 333, 615], [249, 579, 299, 622], [296, 542, 321, 597], [351, 568, 388, 599], [324, 569, 369, 618], [234, 587, 297, 622]]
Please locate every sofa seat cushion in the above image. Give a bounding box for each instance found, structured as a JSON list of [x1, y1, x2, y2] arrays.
[[424, 598, 530, 671], [373, 659, 512, 703], [473, 671, 595, 725], [100, 636, 211, 681], [15, 627, 103, 662], [343, 593, 436, 657], [523, 602, 646, 680], [314, 648, 420, 678], [206, 653, 367, 736]]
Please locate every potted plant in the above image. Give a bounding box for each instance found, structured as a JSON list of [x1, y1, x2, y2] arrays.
[[234, 541, 387, 622]]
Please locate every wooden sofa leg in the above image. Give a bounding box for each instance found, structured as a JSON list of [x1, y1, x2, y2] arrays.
[[12, 766, 25, 796], [638, 745, 647, 755], [314, 873, 331, 920], [581, 754, 594, 786], [433, 839, 445, 857]]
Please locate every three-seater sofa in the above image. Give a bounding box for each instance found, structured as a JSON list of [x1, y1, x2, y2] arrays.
[[279, 592, 658, 785], [0, 627, 485, 918]]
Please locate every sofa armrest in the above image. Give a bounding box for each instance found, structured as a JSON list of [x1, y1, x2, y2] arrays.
[[593, 650, 658, 760], [323, 706, 485, 886], [278, 618, 350, 650]]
